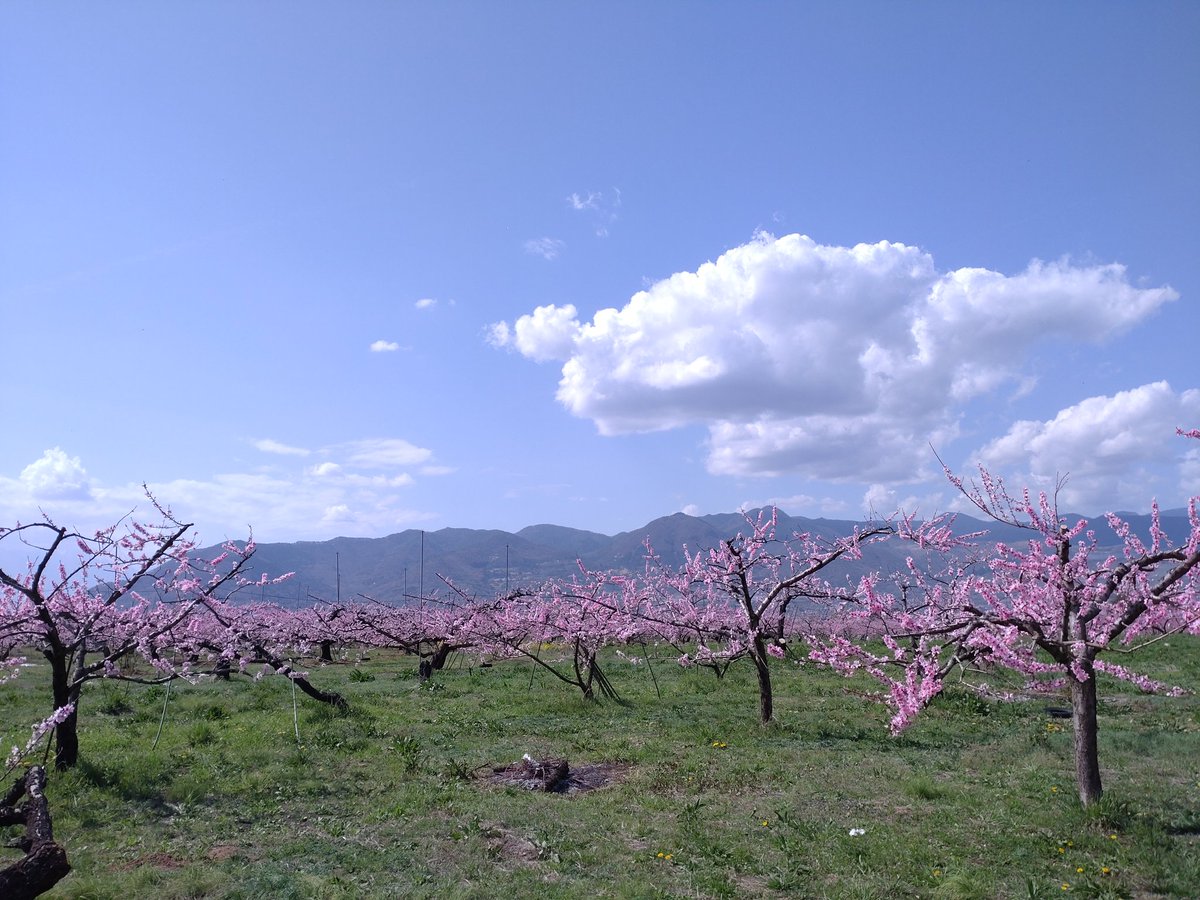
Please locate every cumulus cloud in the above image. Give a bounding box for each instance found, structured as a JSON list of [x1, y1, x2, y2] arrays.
[[493, 232, 1178, 485], [489, 303, 581, 363], [969, 382, 1200, 511], [253, 439, 310, 457], [415, 298, 437, 310], [523, 237, 565, 260], [19, 448, 92, 500], [370, 340, 401, 352]]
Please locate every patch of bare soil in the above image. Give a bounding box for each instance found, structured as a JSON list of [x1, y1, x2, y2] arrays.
[[480, 823, 542, 864], [205, 844, 243, 862], [474, 754, 630, 794]]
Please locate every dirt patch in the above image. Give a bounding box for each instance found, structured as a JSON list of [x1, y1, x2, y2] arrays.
[[205, 844, 243, 862], [474, 755, 630, 794], [480, 822, 543, 864]]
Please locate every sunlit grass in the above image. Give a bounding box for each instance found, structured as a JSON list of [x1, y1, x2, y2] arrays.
[[1, 638, 1197, 898]]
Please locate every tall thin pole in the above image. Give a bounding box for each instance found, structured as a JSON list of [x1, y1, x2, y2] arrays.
[[506, 544, 510, 596], [420, 531, 425, 600], [336, 552, 341, 605]]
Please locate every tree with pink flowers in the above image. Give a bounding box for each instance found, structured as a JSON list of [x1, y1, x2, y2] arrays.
[[809, 430, 1200, 806], [642, 509, 961, 725], [0, 497, 276, 769]]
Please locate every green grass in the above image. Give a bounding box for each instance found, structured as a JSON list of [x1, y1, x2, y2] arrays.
[[2, 640, 1198, 898]]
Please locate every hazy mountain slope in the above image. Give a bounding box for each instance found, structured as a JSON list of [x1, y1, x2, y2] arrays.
[[207, 507, 1196, 606]]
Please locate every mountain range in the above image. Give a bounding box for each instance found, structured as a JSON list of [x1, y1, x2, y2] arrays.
[[207, 507, 1195, 608]]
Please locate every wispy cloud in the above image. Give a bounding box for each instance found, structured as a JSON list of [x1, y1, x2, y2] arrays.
[[415, 297, 437, 310], [523, 237, 565, 260], [567, 188, 621, 237], [338, 438, 433, 468], [568, 191, 601, 211], [0, 435, 445, 554], [253, 439, 310, 457], [370, 340, 401, 352]]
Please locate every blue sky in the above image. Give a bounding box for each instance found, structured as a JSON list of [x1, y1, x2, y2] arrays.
[[2, 2, 1198, 549]]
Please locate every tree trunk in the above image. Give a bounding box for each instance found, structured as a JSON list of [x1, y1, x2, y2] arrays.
[[290, 673, 348, 712], [429, 642, 453, 671], [47, 655, 79, 771], [1069, 670, 1103, 806], [319, 640, 333, 662], [752, 638, 774, 725], [0, 766, 71, 898]]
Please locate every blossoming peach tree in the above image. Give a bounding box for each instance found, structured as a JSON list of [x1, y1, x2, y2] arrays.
[[642, 509, 962, 725], [809, 429, 1200, 806], [0, 496, 285, 770]]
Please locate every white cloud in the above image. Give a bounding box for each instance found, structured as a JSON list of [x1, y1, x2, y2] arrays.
[[567, 188, 621, 236], [737, 491, 851, 518], [415, 298, 437, 310], [1181, 445, 1200, 498], [0, 439, 444, 563], [490, 304, 581, 363], [568, 191, 601, 211], [339, 438, 432, 468], [485, 321, 512, 349], [19, 448, 92, 500], [321, 504, 355, 525], [370, 340, 401, 352], [253, 439, 310, 457], [681, 503, 702, 517], [969, 382, 1200, 511], [495, 233, 1178, 486], [523, 237, 565, 260]]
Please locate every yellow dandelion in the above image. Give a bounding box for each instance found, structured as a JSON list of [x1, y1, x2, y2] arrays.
[[1101, 867, 1111, 875], [665, 853, 673, 860], [1076, 867, 1084, 874], [1061, 884, 1069, 892], [932, 869, 942, 878]]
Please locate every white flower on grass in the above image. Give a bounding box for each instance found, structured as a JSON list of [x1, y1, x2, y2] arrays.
[[848, 828, 865, 837]]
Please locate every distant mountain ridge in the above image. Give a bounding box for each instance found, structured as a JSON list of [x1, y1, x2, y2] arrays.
[[206, 507, 1196, 608]]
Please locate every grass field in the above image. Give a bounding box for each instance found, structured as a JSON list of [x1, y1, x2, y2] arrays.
[[3, 639, 1199, 899]]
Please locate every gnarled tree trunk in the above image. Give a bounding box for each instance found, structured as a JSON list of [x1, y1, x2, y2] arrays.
[[0, 766, 71, 898]]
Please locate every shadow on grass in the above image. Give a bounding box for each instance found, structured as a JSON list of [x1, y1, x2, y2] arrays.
[[77, 756, 175, 807]]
